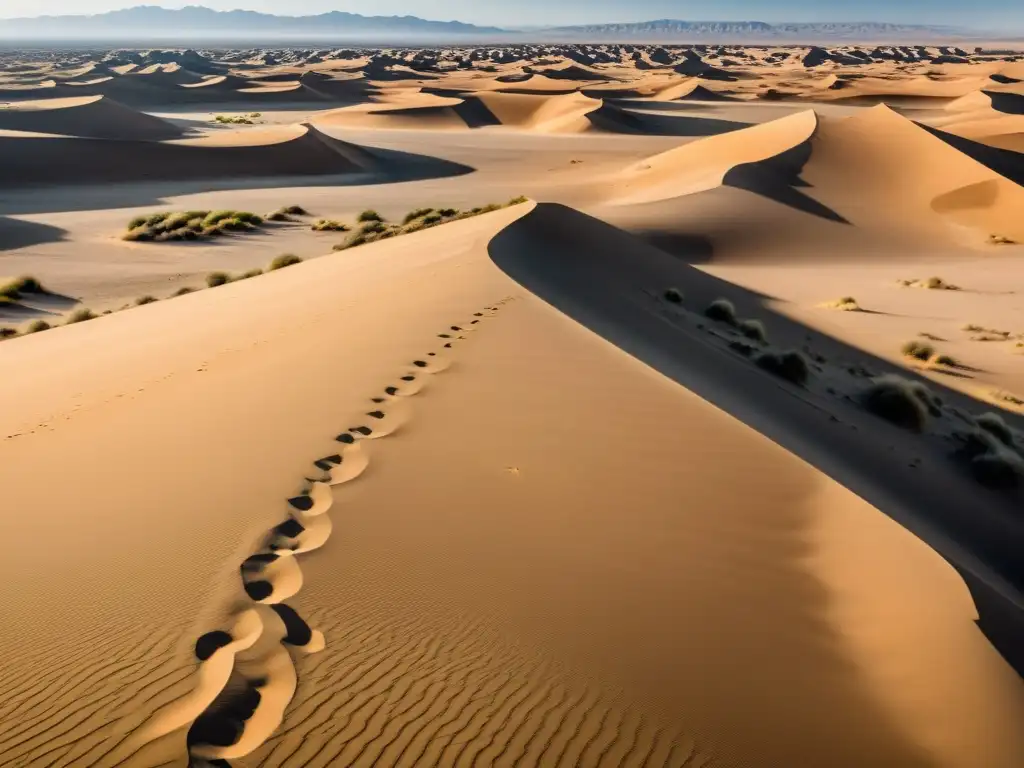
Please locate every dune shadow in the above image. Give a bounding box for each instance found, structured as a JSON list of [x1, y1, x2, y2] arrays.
[[588, 107, 752, 137], [0, 216, 68, 249], [488, 202, 1024, 677], [918, 123, 1024, 187]]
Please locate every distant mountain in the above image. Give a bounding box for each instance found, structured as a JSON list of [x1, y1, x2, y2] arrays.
[[0, 8, 993, 42], [538, 20, 975, 41], [0, 5, 508, 39]]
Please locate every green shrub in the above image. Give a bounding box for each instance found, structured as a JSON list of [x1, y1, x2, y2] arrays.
[[704, 298, 737, 325], [360, 220, 387, 234], [25, 319, 51, 333], [312, 219, 349, 232], [664, 288, 683, 304], [901, 340, 934, 360], [358, 209, 384, 223], [66, 308, 96, 324], [335, 232, 367, 251], [128, 215, 149, 230], [403, 207, 434, 224], [975, 412, 1015, 446], [268, 254, 302, 271], [0, 275, 46, 299], [206, 271, 231, 287], [282, 205, 306, 215], [860, 375, 931, 432], [754, 349, 809, 386], [738, 318, 767, 344]]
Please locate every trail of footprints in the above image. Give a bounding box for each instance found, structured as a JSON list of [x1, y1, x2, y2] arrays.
[[176, 301, 511, 766]]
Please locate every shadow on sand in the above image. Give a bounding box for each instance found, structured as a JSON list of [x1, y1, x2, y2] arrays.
[[489, 202, 1024, 677]]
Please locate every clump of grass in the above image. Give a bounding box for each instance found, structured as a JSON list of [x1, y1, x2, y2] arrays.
[[172, 286, 195, 297], [206, 271, 231, 288], [901, 277, 961, 290], [438, 207, 459, 217], [901, 340, 934, 361], [738, 318, 767, 344], [754, 349, 809, 386], [124, 209, 265, 242], [214, 114, 254, 125], [358, 210, 384, 223], [704, 298, 737, 325], [239, 268, 263, 279], [135, 295, 158, 306], [312, 219, 350, 232], [268, 254, 302, 271], [859, 375, 936, 432], [932, 353, 959, 367], [266, 210, 293, 222], [66, 308, 96, 324], [360, 220, 387, 234], [0, 327, 17, 339], [508, 195, 529, 205], [990, 389, 1024, 408], [663, 288, 683, 304], [975, 412, 1015, 447], [0, 275, 46, 300], [954, 428, 1024, 489], [403, 207, 435, 224], [823, 296, 860, 311], [422, 212, 443, 225], [24, 319, 51, 333]]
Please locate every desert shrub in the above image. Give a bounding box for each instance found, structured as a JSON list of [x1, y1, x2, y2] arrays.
[[360, 220, 387, 234], [738, 318, 767, 344], [25, 319, 51, 333], [859, 375, 931, 432], [664, 288, 683, 304], [754, 349, 809, 386], [335, 232, 367, 251], [268, 254, 302, 271], [312, 219, 349, 232], [266, 210, 293, 222], [704, 298, 737, 325], [239, 268, 263, 279], [66, 308, 96, 324], [508, 195, 529, 205], [282, 205, 306, 215], [128, 215, 149, 229], [901, 340, 934, 360], [206, 271, 231, 287], [933, 354, 959, 366], [217, 218, 254, 233], [975, 412, 1015, 446], [0, 327, 17, 338], [825, 296, 860, 311], [0, 275, 46, 299], [438, 207, 459, 217], [172, 286, 195, 296], [422, 212, 443, 225], [971, 450, 1024, 489], [923, 276, 959, 290], [146, 212, 171, 227], [403, 207, 434, 224], [135, 295, 158, 305], [358, 209, 384, 223]]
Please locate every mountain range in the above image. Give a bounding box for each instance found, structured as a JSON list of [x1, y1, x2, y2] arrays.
[[0, 6, 996, 42]]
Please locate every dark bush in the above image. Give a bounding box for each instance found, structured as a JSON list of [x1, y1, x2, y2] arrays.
[[754, 349, 810, 386]]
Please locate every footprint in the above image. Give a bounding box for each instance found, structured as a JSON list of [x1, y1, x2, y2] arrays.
[[327, 442, 369, 486], [346, 398, 412, 440], [240, 553, 303, 604]]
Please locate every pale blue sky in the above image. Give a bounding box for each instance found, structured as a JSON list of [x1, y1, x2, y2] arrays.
[[2, 1, 1020, 29]]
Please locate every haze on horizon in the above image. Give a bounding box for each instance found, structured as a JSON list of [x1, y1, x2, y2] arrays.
[[2, 0, 1021, 30]]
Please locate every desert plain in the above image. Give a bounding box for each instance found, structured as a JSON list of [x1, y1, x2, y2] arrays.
[[1, 40, 1024, 768]]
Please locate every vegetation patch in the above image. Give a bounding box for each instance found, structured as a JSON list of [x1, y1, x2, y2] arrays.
[[663, 288, 683, 304], [206, 271, 231, 288], [738, 318, 768, 344], [123, 210, 269, 243], [754, 349, 810, 386], [311, 219, 350, 232], [859, 375, 938, 432], [901, 340, 935, 361], [821, 296, 861, 311], [65, 308, 96, 324], [704, 298, 737, 326], [899, 276, 961, 290], [268, 254, 303, 271]]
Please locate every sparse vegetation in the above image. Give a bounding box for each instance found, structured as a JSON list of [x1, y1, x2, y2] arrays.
[[311, 219, 350, 232], [823, 296, 860, 311], [900, 276, 960, 290], [66, 308, 96, 324], [901, 340, 935, 361], [932, 354, 959, 367], [738, 318, 767, 344], [239, 268, 263, 279], [268, 254, 303, 271], [206, 271, 231, 288], [403, 207, 435, 224], [358, 209, 384, 223], [123, 209, 267, 243], [954, 428, 1023, 489], [214, 114, 255, 125], [663, 288, 683, 304], [859, 375, 937, 432], [754, 349, 809, 386], [990, 389, 1024, 408], [0, 275, 46, 300], [135, 295, 158, 305], [173, 286, 195, 297], [704, 298, 737, 326], [25, 319, 51, 334], [0, 327, 17, 339], [975, 412, 1015, 447]]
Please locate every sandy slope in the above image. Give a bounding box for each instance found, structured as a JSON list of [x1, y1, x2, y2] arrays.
[[1, 203, 1023, 768], [0, 95, 183, 140]]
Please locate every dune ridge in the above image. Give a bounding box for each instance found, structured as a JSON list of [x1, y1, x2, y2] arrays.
[[0, 95, 183, 140]]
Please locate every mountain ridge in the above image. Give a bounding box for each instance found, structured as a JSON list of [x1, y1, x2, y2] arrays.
[[0, 6, 1000, 41]]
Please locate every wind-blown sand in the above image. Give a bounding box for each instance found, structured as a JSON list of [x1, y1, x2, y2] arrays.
[[2, 42, 1024, 768]]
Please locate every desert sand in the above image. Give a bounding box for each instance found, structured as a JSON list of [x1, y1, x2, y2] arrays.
[[2, 41, 1024, 768]]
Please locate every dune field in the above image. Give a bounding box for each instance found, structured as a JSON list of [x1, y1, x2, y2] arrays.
[[2, 41, 1024, 768]]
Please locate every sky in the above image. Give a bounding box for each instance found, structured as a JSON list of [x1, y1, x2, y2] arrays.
[[2, 1, 1020, 29]]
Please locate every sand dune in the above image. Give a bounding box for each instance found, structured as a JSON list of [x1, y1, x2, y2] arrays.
[[0, 95, 182, 140], [0, 122, 378, 186], [2, 202, 1022, 767], [650, 78, 739, 101]]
